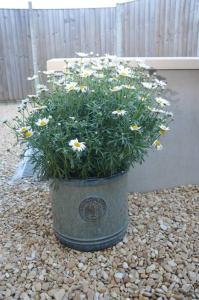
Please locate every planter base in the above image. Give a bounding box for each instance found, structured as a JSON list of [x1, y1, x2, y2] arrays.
[[51, 172, 128, 252], [54, 223, 128, 251]]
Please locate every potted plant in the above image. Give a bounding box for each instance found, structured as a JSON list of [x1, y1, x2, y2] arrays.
[[7, 54, 173, 251]]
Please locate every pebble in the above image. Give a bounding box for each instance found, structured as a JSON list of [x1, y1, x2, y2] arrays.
[[34, 282, 42, 292], [168, 260, 177, 267], [114, 272, 124, 281], [101, 271, 109, 281], [78, 262, 84, 269], [182, 283, 192, 293], [50, 289, 66, 300], [122, 262, 129, 269], [159, 223, 168, 231], [146, 264, 156, 273]]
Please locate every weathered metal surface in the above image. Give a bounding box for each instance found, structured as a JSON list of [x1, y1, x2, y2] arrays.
[[50, 172, 128, 251]]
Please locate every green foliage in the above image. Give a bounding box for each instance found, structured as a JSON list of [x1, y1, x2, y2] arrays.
[[8, 56, 173, 179]]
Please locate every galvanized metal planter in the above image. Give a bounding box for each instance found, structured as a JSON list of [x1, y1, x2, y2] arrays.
[[50, 172, 128, 251]]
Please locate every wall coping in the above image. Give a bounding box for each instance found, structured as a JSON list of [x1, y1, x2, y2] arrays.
[[47, 57, 199, 71]]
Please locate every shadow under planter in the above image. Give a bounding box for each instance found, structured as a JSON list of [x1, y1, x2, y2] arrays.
[[50, 172, 128, 251]]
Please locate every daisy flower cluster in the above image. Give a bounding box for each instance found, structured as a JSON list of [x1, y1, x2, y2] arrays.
[[7, 53, 173, 179]]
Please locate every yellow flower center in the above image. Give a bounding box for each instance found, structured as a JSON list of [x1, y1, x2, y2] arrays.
[[25, 131, 33, 138], [154, 140, 161, 146], [21, 127, 28, 132], [80, 85, 87, 92], [74, 141, 81, 148], [132, 125, 139, 129], [40, 120, 47, 126], [119, 69, 129, 76], [160, 129, 166, 135]]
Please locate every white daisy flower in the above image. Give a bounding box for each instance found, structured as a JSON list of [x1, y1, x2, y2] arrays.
[[67, 62, 76, 69], [28, 94, 38, 99], [108, 77, 118, 82], [24, 130, 33, 138], [110, 86, 123, 92], [108, 61, 117, 68], [130, 124, 142, 131], [32, 105, 47, 112], [112, 109, 127, 116], [153, 140, 163, 151], [43, 70, 55, 75], [69, 138, 86, 152], [165, 111, 173, 117], [65, 82, 78, 92], [94, 73, 104, 78], [79, 85, 89, 93], [122, 85, 136, 90], [141, 82, 153, 89], [27, 75, 38, 81], [21, 98, 29, 105], [117, 67, 131, 77], [92, 64, 103, 71], [105, 54, 117, 60], [17, 104, 26, 111], [138, 62, 151, 69], [159, 125, 170, 135], [80, 69, 93, 78], [17, 126, 31, 133], [37, 84, 49, 92], [148, 107, 165, 113], [76, 52, 88, 57], [36, 118, 49, 127], [155, 79, 167, 87], [156, 97, 170, 107]]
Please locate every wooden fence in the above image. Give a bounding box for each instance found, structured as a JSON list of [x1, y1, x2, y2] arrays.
[[0, 0, 199, 101]]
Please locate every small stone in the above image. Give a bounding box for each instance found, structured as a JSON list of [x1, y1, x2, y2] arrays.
[[42, 282, 50, 291], [160, 223, 168, 231], [49, 289, 65, 300], [142, 291, 152, 297], [20, 293, 30, 300], [182, 283, 192, 293], [129, 270, 139, 282], [101, 271, 109, 281], [146, 264, 156, 273], [78, 262, 84, 270], [73, 291, 82, 300], [150, 249, 158, 258], [123, 236, 128, 243], [4, 290, 11, 297], [168, 260, 177, 267], [34, 282, 42, 292], [188, 271, 197, 283], [111, 292, 118, 298], [67, 261, 75, 269], [114, 272, 124, 281], [90, 270, 97, 277], [26, 250, 36, 261], [122, 262, 129, 269]]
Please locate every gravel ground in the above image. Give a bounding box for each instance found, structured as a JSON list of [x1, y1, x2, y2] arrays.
[[0, 104, 199, 300]]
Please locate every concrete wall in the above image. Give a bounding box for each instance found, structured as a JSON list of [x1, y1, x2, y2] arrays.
[[47, 58, 199, 192]]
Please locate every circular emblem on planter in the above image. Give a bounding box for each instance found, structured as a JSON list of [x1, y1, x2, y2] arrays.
[[79, 197, 107, 222]]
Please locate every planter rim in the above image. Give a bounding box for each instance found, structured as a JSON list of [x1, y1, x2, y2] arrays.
[[50, 170, 127, 187], [47, 57, 199, 71]]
